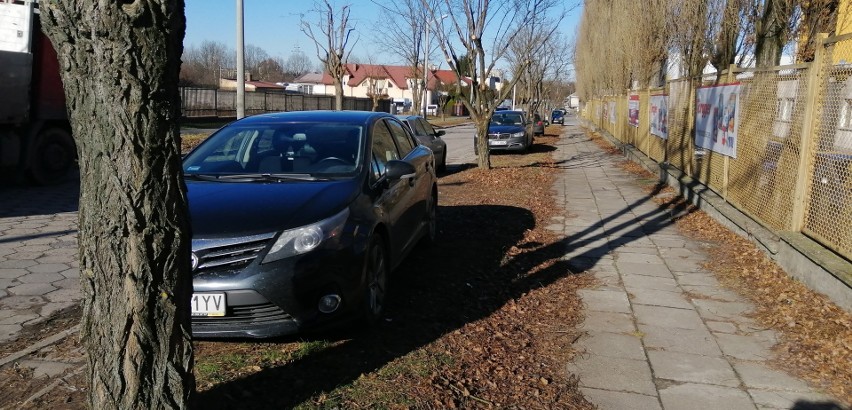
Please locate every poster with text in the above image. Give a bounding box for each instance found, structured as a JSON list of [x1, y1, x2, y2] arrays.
[[649, 94, 668, 139], [609, 101, 616, 124], [695, 84, 740, 158], [628, 94, 639, 127]]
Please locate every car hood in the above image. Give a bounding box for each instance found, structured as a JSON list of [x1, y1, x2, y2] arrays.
[[487, 124, 525, 134], [186, 178, 360, 238]]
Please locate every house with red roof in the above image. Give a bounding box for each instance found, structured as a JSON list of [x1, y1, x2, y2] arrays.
[[294, 63, 484, 111]]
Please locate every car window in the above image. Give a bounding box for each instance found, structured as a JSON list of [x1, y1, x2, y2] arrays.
[[370, 120, 400, 182], [490, 112, 524, 126], [418, 118, 437, 136], [385, 119, 416, 156], [412, 118, 430, 136]]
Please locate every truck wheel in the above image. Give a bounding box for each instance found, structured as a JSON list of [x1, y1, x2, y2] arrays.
[[29, 127, 76, 185]]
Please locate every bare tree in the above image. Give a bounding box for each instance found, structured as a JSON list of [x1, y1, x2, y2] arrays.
[[371, 0, 431, 115], [283, 49, 313, 80], [256, 57, 286, 82], [40, 0, 194, 408], [363, 59, 391, 111], [796, 0, 839, 62], [180, 40, 234, 87], [425, 0, 569, 169], [754, 0, 798, 67], [244, 44, 269, 79], [301, 0, 357, 110]]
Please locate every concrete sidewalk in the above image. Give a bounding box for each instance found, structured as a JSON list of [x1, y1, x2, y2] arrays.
[[551, 122, 845, 410]]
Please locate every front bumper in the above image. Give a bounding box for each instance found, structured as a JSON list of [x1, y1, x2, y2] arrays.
[[191, 243, 365, 339]]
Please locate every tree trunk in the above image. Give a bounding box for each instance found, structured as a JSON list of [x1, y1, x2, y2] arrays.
[[334, 79, 344, 110], [40, 1, 194, 408], [754, 0, 789, 67], [474, 116, 492, 170]]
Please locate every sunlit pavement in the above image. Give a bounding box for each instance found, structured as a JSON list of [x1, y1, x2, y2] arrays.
[[552, 119, 842, 409]]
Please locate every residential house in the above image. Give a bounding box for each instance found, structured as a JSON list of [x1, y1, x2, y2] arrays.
[[295, 64, 487, 113]]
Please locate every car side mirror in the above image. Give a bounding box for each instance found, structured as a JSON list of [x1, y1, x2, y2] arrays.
[[435, 130, 446, 137], [385, 160, 416, 181]]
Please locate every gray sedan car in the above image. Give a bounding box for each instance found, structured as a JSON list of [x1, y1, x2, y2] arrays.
[[397, 115, 448, 172]]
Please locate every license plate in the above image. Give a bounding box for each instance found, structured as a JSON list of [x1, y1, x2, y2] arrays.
[[191, 292, 226, 317], [489, 140, 508, 146]]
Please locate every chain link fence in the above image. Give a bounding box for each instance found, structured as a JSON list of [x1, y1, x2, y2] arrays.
[[580, 34, 852, 261]]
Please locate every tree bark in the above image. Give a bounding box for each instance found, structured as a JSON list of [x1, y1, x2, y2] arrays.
[[754, 0, 790, 67], [40, 1, 194, 408]]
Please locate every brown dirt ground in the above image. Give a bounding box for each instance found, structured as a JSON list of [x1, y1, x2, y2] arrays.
[[6, 125, 850, 407]]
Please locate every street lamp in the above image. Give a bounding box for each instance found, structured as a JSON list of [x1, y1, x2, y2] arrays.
[[423, 14, 447, 118], [236, 0, 245, 119]]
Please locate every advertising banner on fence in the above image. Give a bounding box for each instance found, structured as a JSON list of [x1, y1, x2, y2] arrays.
[[609, 101, 616, 124], [628, 94, 639, 127], [695, 83, 740, 158], [649, 94, 668, 139]]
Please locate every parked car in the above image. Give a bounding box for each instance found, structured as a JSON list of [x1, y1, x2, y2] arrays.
[[532, 113, 545, 136], [182, 111, 438, 338], [476, 110, 532, 154], [551, 109, 565, 125], [396, 115, 448, 172]]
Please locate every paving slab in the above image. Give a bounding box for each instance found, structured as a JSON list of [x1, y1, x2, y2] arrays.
[[580, 388, 661, 410], [633, 305, 705, 330], [567, 354, 657, 395], [621, 274, 680, 292], [659, 383, 756, 410], [748, 389, 840, 409], [616, 261, 674, 278], [638, 324, 722, 356], [692, 299, 754, 322], [714, 333, 776, 361], [579, 310, 637, 333], [628, 288, 694, 309], [576, 331, 646, 360], [733, 362, 813, 392], [578, 289, 632, 314], [647, 350, 739, 387]]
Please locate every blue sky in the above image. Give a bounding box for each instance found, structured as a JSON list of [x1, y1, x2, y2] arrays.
[[185, 0, 582, 68]]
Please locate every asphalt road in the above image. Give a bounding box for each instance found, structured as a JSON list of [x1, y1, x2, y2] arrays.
[[438, 114, 580, 170]]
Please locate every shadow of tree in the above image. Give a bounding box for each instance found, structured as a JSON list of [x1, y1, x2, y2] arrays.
[[195, 157, 697, 408], [0, 175, 80, 218]]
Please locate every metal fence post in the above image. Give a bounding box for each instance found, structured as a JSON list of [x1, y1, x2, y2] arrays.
[[722, 64, 737, 199], [791, 33, 828, 232]]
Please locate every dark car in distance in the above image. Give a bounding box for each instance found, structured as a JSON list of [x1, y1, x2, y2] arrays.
[[396, 115, 448, 172], [476, 110, 532, 154], [551, 109, 565, 125], [182, 111, 438, 338], [532, 113, 545, 136]]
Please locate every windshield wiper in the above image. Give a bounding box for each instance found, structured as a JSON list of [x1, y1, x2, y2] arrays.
[[216, 173, 325, 182]]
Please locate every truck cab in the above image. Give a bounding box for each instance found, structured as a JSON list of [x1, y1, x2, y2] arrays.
[[0, 0, 75, 184]]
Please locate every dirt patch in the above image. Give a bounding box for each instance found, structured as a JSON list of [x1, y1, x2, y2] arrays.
[[4, 124, 593, 408]]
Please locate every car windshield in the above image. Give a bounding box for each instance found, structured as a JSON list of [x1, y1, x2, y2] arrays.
[[490, 113, 524, 126], [183, 122, 363, 178]]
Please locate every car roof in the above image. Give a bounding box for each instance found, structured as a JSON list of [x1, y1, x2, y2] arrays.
[[395, 115, 425, 121], [234, 110, 392, 126]]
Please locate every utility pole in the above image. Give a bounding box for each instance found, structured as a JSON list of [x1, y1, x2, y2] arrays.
[[236, 0, 245, 119], [423, 21, 429, 118]]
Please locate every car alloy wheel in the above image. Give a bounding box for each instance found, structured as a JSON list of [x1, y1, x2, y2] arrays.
[[363, 235, 388, 324]]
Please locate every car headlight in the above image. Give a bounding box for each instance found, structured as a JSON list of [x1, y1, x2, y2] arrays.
[[262, 208, 350, 263], [512, 132, 525, 138]]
